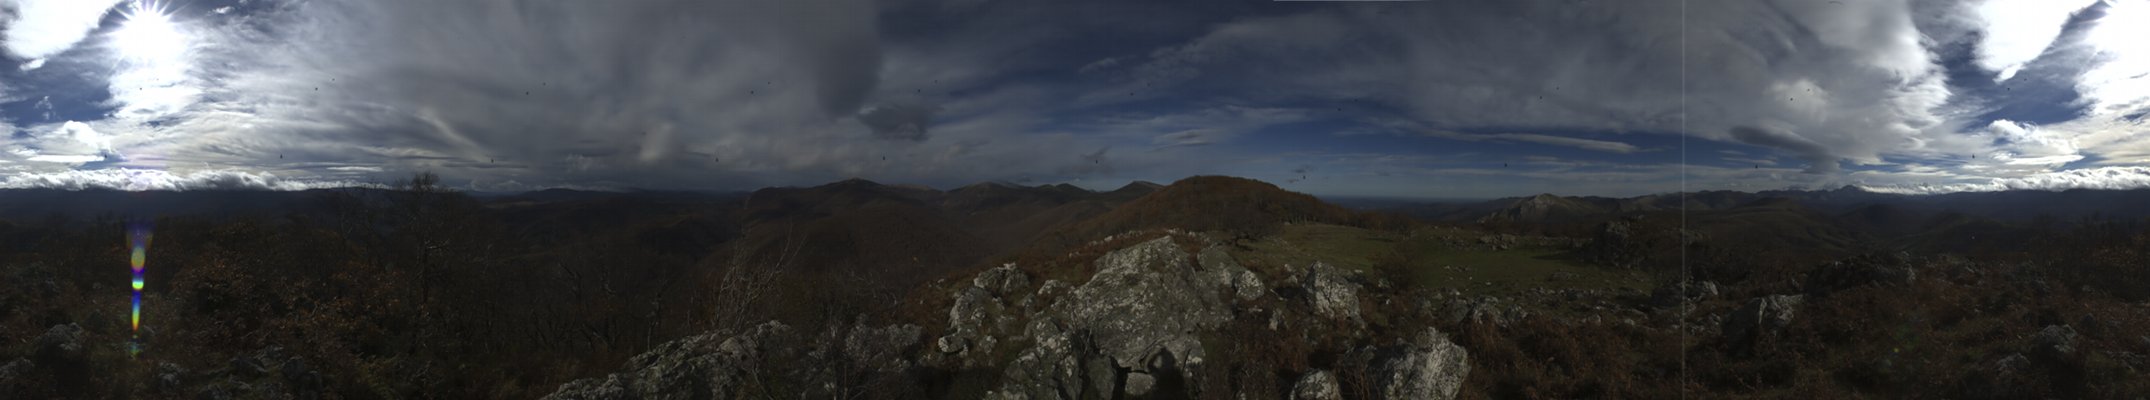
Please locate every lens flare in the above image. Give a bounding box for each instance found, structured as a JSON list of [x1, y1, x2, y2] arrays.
[[127, 221, 153, 358]]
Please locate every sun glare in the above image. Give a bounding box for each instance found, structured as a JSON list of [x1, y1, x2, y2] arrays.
[[112, 1, 185, 66], [106, 0, 198, 122]]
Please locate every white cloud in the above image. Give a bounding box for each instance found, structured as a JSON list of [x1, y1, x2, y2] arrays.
[[5, 121, 117, 163], [0, 168, 369, 191], [1419, 130, 1643, 154], [1982, 119, 2083, 165], [2074, 0, 2150, 116], [0, 0, 126, 61], [1862, 166, 2150, 194], [1971, 0, 2098, 82]]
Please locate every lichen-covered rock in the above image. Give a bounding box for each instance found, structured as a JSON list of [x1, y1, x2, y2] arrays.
[[1058, 237, 1230, 376], [1304, 262, 1361, 322], [938, 285, 1010, 366], [1291, 370, 1342, 400], [994, 320, 1109, 400], [1375, 327, 1470, 400]]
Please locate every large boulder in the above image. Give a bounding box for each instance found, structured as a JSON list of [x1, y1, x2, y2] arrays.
[[1056, 238, 1232, 379], [994, 236, 1254, 399], [1303, 262, 1362, 322], [1374, 327, 1471, 400], [1722, 295, 1804, 355]]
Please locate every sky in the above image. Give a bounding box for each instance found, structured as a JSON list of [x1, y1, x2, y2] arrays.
[[0, 0, 2147, 198]]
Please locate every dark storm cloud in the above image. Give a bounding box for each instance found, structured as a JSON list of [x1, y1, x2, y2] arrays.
[[1729, 125, 1837, 173], [857, 101, 938, 141]]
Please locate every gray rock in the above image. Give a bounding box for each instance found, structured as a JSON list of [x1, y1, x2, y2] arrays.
[[545, 374, 633, 400], [976, 264, 1032, 297], [1994, 353, 2031, 375], [941, 285, 1010, 365], [1445, 296, 1524, 327], [1036, 279, 1070, 298], [33, 324, 83, 360], [156, 362, 186, 394], [1291, 370, 1342, 400], [1722, 295, 1803, 355], [1057, 237, 1230, 376], [1199, 246, 1267, 301], [1123, 371, 1156, 396], [0, 358, 32, 386], [845, 323, 924, 373], [997, 322, 1103, 400], [937, 335, 968, 354], [544, 321, 798, 400], [2035, 324, 2078, 358], [1304, 262, 1361, 322], [1375, 327, 1471, 400]]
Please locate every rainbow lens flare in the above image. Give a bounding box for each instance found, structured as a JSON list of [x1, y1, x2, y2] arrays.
[[127, 221, 153, 358]]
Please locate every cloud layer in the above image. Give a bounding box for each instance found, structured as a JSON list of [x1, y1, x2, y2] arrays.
[[0, 0, 2146, 197]]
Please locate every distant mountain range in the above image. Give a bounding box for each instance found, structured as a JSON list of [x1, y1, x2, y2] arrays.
[[1381, 185, 2150, 224], [7, 179, 2149, 264]]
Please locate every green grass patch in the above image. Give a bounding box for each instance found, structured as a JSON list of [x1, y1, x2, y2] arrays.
[[1233, 224, 1646, 297], [1404, 245, 1647, 297]]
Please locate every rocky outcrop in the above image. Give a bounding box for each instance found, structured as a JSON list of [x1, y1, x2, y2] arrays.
[[547, 233, 1468, 400], [546, 321, 924, 400], [1723, 295, 1803, 355], [1373, 327, 1471, 400], [937, 264, 1033, 366], [1033, 237, 1235, 397]]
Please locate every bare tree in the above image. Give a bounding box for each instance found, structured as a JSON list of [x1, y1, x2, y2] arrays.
[[708, 223, 801, 334]]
